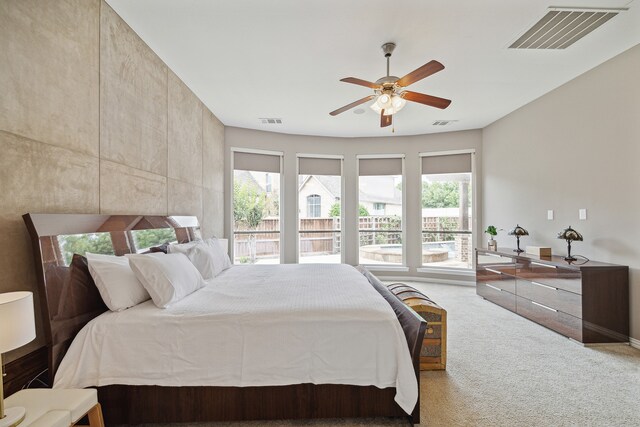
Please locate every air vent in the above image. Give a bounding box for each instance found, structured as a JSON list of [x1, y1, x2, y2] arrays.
[[509, 7, 625, 50], [259, 118, 283, 125], [432, 120, 457, 126]]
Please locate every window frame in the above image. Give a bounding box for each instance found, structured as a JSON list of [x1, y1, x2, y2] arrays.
[[295, 154, 344, 264], [417, 149, 477, 274], [356, 154, 407, 270], [230, 147, 284, 264]]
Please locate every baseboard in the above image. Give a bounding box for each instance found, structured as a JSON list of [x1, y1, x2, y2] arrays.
[[380, 275, 475, 287], [631, 337, 640, 350]]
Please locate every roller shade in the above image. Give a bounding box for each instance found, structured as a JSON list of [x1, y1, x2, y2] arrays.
[[421, 153, 471, 174], [234, 151, 281, 173], [299, 157, 341, 176], [358, 158, 403, 176]]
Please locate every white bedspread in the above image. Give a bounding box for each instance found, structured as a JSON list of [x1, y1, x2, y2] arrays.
[[54, 264, 418, 414]]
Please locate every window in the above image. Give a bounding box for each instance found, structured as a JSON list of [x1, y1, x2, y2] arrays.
[[265, 173, 272, 193], [373, 203, 385, 213], [232, 150, 282, 264], [306, 194, 321, 218], [298, 156, 343, 264], [358, 156, 404, 266], [421, 153, 473, 270]]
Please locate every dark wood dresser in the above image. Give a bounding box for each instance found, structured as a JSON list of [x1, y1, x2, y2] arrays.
[[476, 248, 629, 344]]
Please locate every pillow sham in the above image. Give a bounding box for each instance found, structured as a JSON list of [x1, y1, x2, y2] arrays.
[[86, 252, 150, 312], [204, 237, 232, 272], [169, 238, 231, 279], [128, 252, 206, 308]]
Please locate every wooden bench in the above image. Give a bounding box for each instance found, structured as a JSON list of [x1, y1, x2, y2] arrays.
[[387, 283, 447, 371]]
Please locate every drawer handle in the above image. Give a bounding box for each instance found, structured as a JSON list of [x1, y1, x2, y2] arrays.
[[530, 261, 557, 269], [531, 281, 558, 291], [486, 284, 502, 292], [485, 268, 503, 275], [532, 301, 558, 312]]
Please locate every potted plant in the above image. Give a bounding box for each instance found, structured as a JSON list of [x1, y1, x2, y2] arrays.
[[484, 225, 498, 251]]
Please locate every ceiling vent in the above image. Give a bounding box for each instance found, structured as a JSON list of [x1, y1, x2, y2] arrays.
[[432, 120, 457, 126], [509, 7, 626, 50], [259, 118, 283, 125]]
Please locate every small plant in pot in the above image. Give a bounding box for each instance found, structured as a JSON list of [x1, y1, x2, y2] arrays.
[[484, 225, 498, 251]]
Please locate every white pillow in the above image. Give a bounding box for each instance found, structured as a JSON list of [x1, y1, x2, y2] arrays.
[[128, 253, 206, 308], [86, 252, 150, 311], [204, 238, 232, 272], [167, 240, 201, 255], [169, 238, 231, 279]]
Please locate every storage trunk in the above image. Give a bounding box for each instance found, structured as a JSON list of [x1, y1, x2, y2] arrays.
[[387, 283, 447, 370]]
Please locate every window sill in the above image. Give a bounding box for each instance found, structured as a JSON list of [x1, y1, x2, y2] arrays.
[[361, 265, 410, 273], [417, 267, 476, 276]]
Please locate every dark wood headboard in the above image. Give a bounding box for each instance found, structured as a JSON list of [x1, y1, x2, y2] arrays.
[[22, 213, 202, 379]]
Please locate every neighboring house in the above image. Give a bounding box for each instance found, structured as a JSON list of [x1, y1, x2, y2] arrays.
[[358, 175, 402, 216], [298, 175, 340, 218], [298, 175, 402, 218]]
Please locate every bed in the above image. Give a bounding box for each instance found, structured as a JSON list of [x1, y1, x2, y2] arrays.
[[23, 213, 427, 425]]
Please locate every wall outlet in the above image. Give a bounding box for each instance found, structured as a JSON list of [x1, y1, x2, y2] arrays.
[[579, 208, 587, 220], [547, 210, 554, 220]]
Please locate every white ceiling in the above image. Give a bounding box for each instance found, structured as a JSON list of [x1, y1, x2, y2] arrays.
[[107, 0, 640, 138]]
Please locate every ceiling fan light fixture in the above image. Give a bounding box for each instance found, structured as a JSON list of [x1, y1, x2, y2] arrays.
[[391, 94, 406, 111]]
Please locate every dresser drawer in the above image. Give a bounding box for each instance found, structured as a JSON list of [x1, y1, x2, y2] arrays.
[[477, 270, 516, 293], [477, 282, 516, 311], [518, 260, 582, 294], [516, 279, 582, 318], [516, 296, 582, 341], [477, 253, 516, 276]]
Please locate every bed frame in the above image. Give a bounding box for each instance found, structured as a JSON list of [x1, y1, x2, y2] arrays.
[[23, 213, 427, 425]]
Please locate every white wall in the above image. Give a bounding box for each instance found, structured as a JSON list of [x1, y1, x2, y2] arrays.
[[225, 128, 482, 280], [482, 44, 640, 341]]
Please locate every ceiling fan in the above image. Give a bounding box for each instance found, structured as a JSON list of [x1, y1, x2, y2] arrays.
[[329, 42, 451, 128]]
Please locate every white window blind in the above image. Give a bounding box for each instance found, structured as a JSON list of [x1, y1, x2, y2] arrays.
[[421, 153, 472, 174], [358, 158, 403, 176], [298, 157, 341, 176], [234, 151, 281, 173]]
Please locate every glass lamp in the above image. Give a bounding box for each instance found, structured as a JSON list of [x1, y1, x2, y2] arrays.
[[508, 224, 529, 253], [557, 226, 583, 261], [0, 292, 36, 427], [369, 94, 406, 115]]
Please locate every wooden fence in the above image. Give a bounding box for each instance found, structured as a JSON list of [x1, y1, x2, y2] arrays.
[[233, 216, 469, 259]]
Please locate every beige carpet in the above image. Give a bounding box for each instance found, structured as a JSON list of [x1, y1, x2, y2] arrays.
[[120, 281, 640, 427]]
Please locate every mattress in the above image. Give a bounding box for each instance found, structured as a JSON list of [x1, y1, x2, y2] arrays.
[[53, 263, 418, 413]]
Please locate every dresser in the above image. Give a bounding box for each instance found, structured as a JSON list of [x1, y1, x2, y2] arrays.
[[476, 248, 629, 344]]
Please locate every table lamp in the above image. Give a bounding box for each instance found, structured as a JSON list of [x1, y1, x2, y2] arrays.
[[0, 292, 36, 427], [557, 226, 583, 261], [508, 224, 529, 253]]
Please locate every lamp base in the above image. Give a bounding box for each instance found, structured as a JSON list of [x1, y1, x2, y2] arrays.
[[564, 256, 577, 262], [0, 406, 26, 427], [513, 249, 524, 253]]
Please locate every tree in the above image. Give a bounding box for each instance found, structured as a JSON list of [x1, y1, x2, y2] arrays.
[[59, 233, 114, 265], [132, 228, 176, 250], [421, 181, 459, 208], [234, 181, 266, 263], [329, 203, 369, 217]]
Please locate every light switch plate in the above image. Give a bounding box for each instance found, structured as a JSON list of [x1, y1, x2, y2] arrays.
[[547, 210, 554, 220], [579, 209, 587, 220]]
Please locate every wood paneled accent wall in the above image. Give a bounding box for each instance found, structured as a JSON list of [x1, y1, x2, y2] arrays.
[[0, 0, 225, 362]]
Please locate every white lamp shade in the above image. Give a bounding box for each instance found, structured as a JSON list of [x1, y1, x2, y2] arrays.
[[0, 291, 36, 353]]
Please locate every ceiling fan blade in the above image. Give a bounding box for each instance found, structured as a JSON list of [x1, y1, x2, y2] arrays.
[[401, 91, 451, 109], [380, 110, 392, 128], [396, 60, 445, 87], [329, 95, 376, 116], [340, 77, 382, 90]]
